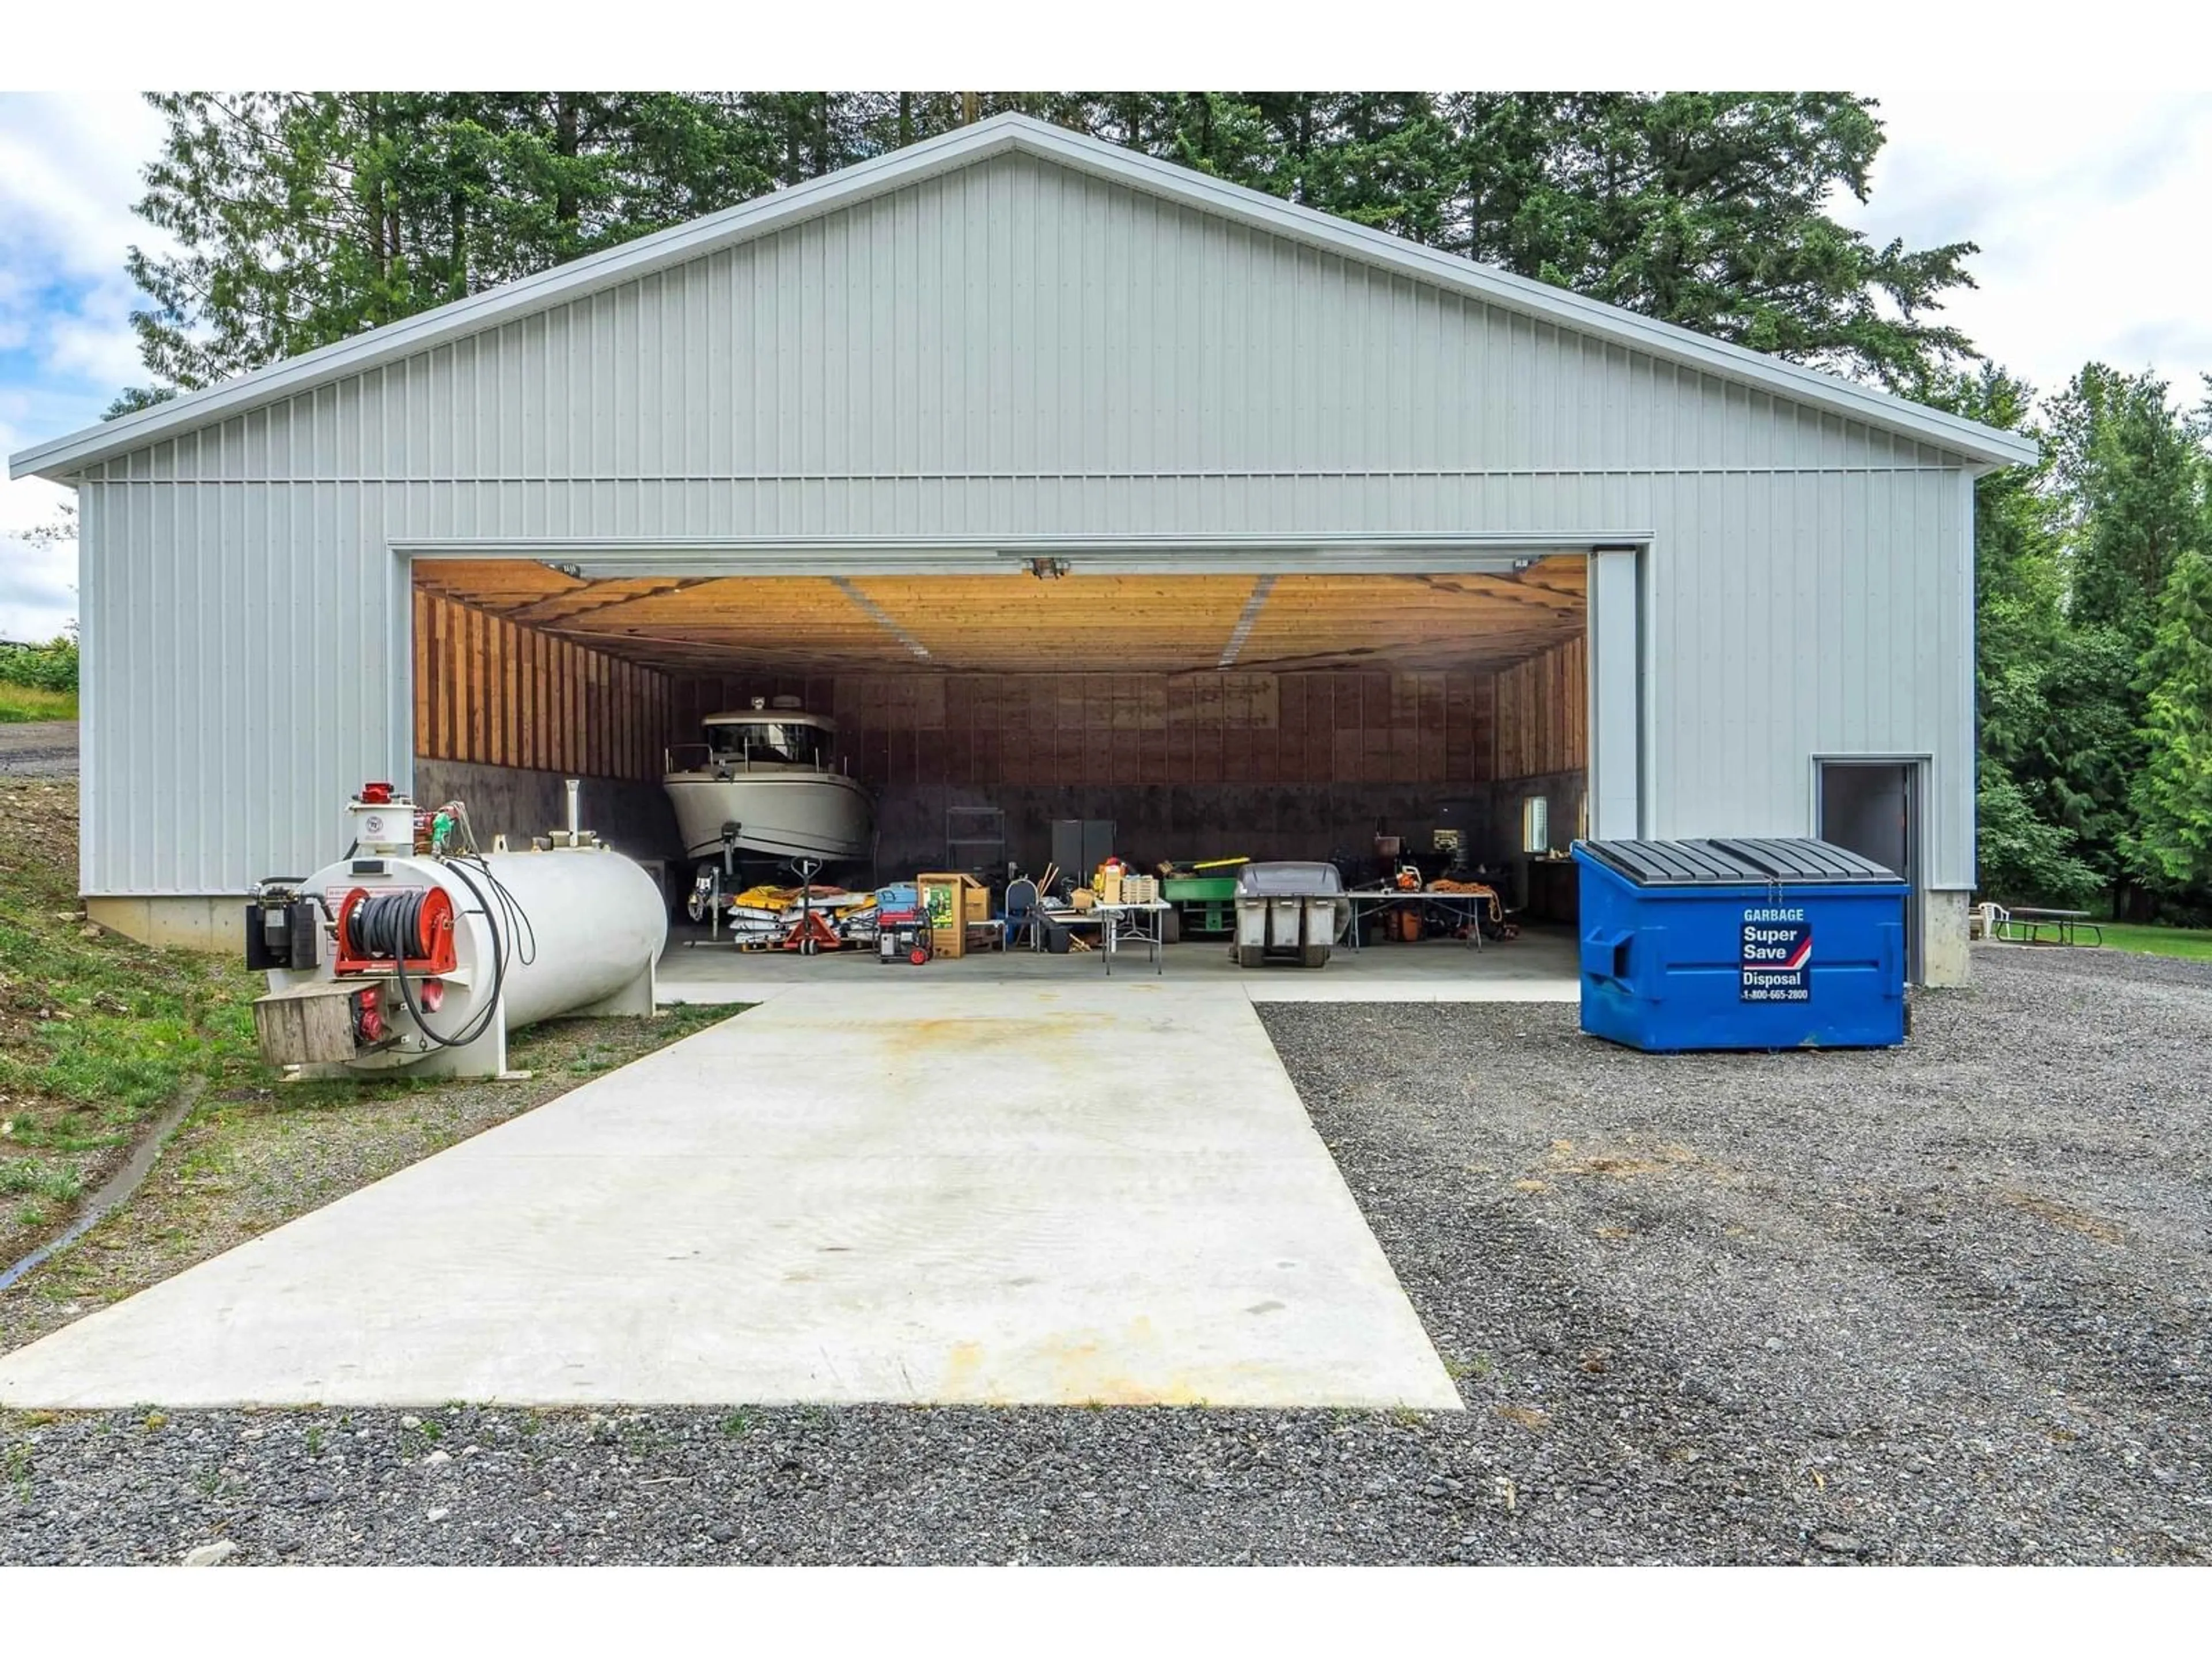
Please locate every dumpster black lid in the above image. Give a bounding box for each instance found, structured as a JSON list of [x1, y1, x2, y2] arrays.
[[1574, 837, 1900, 886]]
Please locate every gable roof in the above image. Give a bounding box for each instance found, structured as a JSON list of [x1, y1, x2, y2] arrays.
[[10, 112, 2038, 481]]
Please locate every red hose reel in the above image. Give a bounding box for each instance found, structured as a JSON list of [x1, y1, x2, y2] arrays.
[[335, 885, 459, 976]]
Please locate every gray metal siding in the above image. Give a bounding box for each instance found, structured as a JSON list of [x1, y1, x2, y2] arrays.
[[1641, 467, 1970, 885], [137, 154, 1949, 493], [73, 148, 1975, 896]]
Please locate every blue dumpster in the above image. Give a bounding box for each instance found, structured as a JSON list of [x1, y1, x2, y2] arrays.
[[1571, 838, 1907, 1052]]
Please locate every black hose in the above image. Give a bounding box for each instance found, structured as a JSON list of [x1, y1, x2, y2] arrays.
[[348, 888, 433, 962], [403, 859, 507, 1050], [448, 854, 537, 968], [348, 878, 506, 1052], [344, 851, 543, 1055]]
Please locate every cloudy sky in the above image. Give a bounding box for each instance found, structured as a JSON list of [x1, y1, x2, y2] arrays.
[[4, 87, 2211, 642]]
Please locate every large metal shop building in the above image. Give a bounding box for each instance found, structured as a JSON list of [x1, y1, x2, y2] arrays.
[[9, 113, 2033, 983]]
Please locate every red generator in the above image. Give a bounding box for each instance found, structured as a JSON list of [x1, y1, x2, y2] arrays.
[[876, 910, 931, 966]]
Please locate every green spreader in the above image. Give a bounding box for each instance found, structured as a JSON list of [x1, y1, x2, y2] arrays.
[[1162, 875, 1240, 936]]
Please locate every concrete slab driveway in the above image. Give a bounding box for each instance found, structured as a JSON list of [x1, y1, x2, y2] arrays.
[[0, 984, 1457, 1411]]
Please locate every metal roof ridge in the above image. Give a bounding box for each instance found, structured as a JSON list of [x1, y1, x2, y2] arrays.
[[9, 109, 2037, 481]]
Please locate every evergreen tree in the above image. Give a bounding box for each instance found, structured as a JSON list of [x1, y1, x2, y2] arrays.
[[1978, 767, 2103, 906], [1923, 365, 2100, 903], [2036, 623, 2152, 903], [1235, 93, 1465, 243], [1449, 93, 1978, 389], [2036, 365, 2211, 907], [119, 93, 779, 395], [2047, 364, 2210, 651], [2132, 550, 2212, 888]]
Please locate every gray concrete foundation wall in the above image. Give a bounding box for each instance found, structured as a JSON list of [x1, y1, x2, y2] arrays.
[[412, 759, 683, 870], [1923, 889, 1972, 987]]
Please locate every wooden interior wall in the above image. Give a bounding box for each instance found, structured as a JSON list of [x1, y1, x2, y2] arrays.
[[1494, 635, 1587, 781], [674, 671, 1498, 788], [414, 590, 676, 782]]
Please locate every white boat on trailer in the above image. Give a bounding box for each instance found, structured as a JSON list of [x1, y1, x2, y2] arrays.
[[663, 700, 873, 894]]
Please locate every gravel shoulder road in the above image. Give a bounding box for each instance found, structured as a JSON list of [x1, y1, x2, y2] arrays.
[[0, 722, 77, 779], [3, 947, 2206, 1565]]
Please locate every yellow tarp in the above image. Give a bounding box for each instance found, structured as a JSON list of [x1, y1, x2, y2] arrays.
[[729, 885, 876, 915]]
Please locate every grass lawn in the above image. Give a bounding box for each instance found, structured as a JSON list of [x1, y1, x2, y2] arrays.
[[0, 685, 76, 724], [2094, 921, 2212, 961], [1, 779, 267, 1268]]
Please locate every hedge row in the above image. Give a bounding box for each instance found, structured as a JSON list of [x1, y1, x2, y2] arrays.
[[0, 637, 78, 694]]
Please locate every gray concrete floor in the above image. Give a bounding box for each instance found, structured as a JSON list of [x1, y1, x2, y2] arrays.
[[656, 925, 1581, 1007], [0, 981, 1459, 1411]]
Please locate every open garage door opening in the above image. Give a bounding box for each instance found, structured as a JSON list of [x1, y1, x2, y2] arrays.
[[406, 554, 1589, 948]]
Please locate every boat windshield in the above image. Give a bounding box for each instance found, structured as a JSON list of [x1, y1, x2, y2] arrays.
[[706, 721, 830, 768]]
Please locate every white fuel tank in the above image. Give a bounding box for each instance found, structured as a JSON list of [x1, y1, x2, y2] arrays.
[[271, 843, 666, 1074], [458, 846, 668, 1028]]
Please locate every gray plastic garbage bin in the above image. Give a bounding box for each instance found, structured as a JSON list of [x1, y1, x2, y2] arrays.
[[1234, 862, 1346, 968]]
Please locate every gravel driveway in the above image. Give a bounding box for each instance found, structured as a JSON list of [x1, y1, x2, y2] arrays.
[[3, 948, 2206, 1565], [1264, 945, 2212, 1566]]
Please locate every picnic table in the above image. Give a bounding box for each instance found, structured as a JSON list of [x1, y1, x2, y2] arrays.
[[1997, 906, 2104, 946]]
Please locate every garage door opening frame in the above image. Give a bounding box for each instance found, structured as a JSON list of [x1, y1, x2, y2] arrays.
[[387, 529, 1653, 839]]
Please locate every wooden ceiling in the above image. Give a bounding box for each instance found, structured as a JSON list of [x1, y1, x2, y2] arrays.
[[412, 557, 1586, 676]]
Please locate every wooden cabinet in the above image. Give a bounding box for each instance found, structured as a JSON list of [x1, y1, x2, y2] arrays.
[[1523, 857, 1580, 927]]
